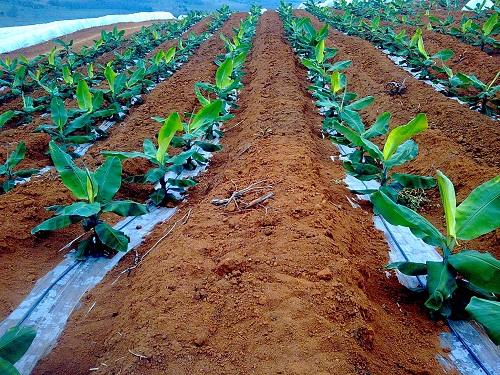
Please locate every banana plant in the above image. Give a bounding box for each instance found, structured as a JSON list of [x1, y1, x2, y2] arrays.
[[332, 113, 436, 202], [407, 28, 453, 78], [0, 325, 36, 375], [35, 97, 97, 148], [456, 71, 500, 114], [32, 141, 148, 258], [194, 57, 242, 104], [373, 172, 500, 344], [0, 142, 39, 193], [102, 112, 200, 205]]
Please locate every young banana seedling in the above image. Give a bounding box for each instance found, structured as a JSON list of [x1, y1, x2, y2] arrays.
[[32, 141, 148, 258], [331, 113, 436, 204], [372, 172, 500, 344], [0, 142, 39, 193]]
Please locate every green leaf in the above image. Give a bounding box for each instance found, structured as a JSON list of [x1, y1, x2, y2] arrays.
[[333, 123, 383, 160], [127, 68, 145, 88], [31, 215, 76, 234], [465, 297, 500, 345], [102, 200, 148, 217], [0, 326, 36, 364], [95, 222, 129, 252], [345, 96, 374, 111], [371, 190, 446, 248], [383, 113, 427, 160], [392, 173, 436, 189], [0, 357, 19, 375], [49, 141, 88, 200], [104, 65, 117, 95], [76, 80, 93, 112], [6, 142, 26, 170], [386, 261, 428, 276], [436, 170, 457, 240], [431, 49, 453, 61], [164, 46, 176, 64], [315, 38, 325, 64], [101, 150, 147, 161], [50, 97, 68, 131], [384, 140, 419, 169], [339, 108, 364, 134], [189, 100, 223, 133], [449, 250, 500, 293], [56, 202, 101, 217], [167, 177, 197, 188], [482, 12, 498, 36], [194, 141, 222, 152], [94, 157, 122, 202], [330, 71, 343, 94], [424, 261, 457, 314], [215, 58, 234, 90], [157, 112, 182, 164], [455, 175, 500, 240], [362, 112, 391, 139], [0, 111, 16, 128]]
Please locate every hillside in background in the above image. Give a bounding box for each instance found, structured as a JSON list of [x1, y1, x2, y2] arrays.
[[0, 0, 297, 27]]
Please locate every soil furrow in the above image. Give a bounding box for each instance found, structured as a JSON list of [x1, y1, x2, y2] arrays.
[[299, 11, 500, 257], [0, 13, 246, 321], [34, 11, 446, 375]]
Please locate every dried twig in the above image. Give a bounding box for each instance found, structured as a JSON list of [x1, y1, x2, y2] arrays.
[[211, 180, 274, 211], [128, 349, 149, 360]]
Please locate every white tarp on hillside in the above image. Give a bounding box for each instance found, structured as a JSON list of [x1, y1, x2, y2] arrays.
[[0, 12, 175, 54], [463, 0, 494, 10]]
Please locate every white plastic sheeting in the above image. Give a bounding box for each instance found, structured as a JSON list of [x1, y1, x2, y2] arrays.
[[463, 0, 494, 10], [0, 12, 176, 54]]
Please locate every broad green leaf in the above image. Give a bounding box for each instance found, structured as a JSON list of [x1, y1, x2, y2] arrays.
[[424, 261, 457, 314], [95, 223, 129, 252], [456, 175, 500, 240], [167, 177, 197, 188], [143, 139, 157, 160], [383, 113, 427, 160], [449, 250, 500, 293], [334, 123, 383, 160], [362, 112, 391, 139], [189, 100, 223, 132], [315, 38, 325, 64], [345, 96, 374, 111], [431, 49, 453, 61], [437, 170, 457, 239], [0, 111, 16, 128], [386, 261, 427, 276], [101, 150, 147, 161], [417, 36, 429, 59], [85, 169, 98, 203], [329, 60, 352, 71], [385, 140, 419, 169], [31, 214, 75, 234], [0, 326, 36, 364], [339, 108, 365, 134], [164, 46, 176, 64], [49, 141, 88, 199], [76, 80, 93, 112], [392, 173, 436, 189], [62, 65, 73, 85], [94, 157, 122, 202], [372, 190, 446, 248], [56, 202, 100, 217], [330, 71, 343, 94], [102, 200, 148, 217], [482, 12, 498, 36], [6, 142, 26, 170], [0, 357, 19, 375], [215, 58, 234, 90], [127, 67, 145, 87], [50, 97, 68, 131], [157, 112, 182, 164], [465, 297, 500, 345], [104, 65, 117, 95]]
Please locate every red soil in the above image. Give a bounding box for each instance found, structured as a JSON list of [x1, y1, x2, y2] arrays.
[[34, 11, 447, 375]]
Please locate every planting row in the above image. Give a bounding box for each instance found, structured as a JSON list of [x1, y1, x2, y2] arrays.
[[0, 10, 232, 193], [305, 1, 499, 117], [0, 8, 262, 374], [280, 1, 499, 346]]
